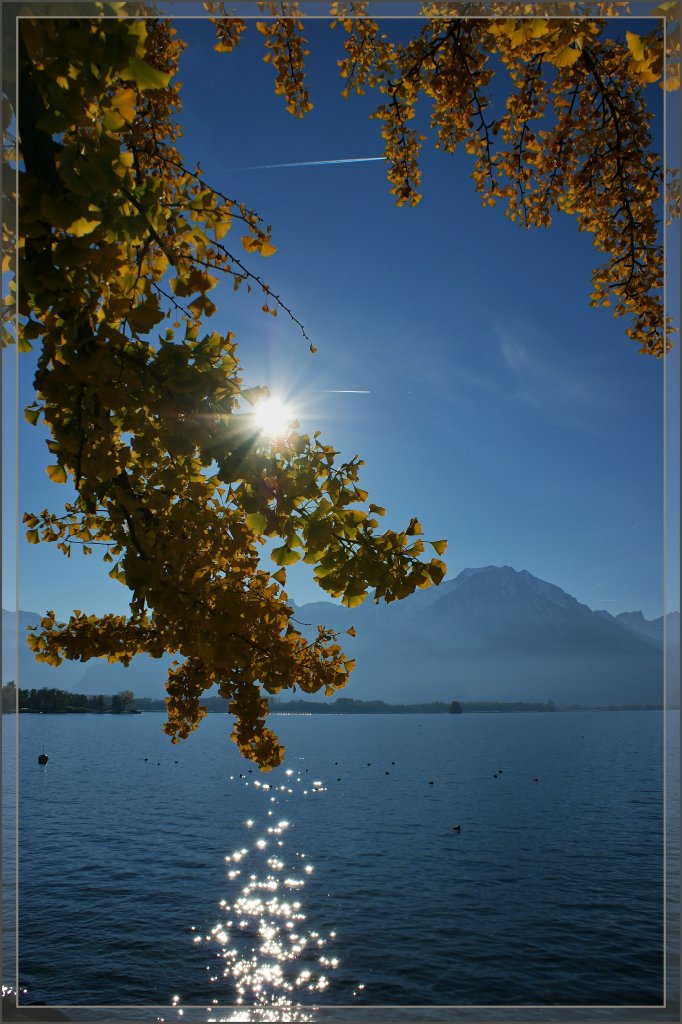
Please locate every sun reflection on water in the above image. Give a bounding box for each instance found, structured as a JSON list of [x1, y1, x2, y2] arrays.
[[187, 782, 343, 1023]]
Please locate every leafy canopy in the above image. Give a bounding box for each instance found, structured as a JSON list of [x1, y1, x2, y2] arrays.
[[207, 0, 678, 354], [10, 10, 447, 769], [7, 1, 677, 768]]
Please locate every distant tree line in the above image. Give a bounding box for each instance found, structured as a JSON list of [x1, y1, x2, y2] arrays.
[[458, 700, 556, 713], [273, 697, 453, 715], [272, 698, 558, 714], [1, 682, 136, 713], [2, 686, 664, 717]]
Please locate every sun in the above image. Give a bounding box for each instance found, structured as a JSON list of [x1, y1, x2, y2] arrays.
[[253, 396, 295, 440]]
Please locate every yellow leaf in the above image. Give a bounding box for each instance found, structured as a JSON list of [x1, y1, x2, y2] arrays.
[[342, 581, 367, 607], [528, 18, 549, 39], [549, 45, 581, 68], [122, 56, 171, 91], [626, 32, 646, 62], [271, 545, 301, 566], [69, 217, 101, 237], [347, 626, 356, 637], [427, 559, 447, 585], [430, 539, 448, 556], [260, 240, 277, 257], [46, 464, 67, 483], [111, 87, 137, 123], [102, 110, 126, 132], [245, 512, 267, 535]]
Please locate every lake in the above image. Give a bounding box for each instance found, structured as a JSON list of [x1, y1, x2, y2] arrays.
[[2, 709, 679, 1020]]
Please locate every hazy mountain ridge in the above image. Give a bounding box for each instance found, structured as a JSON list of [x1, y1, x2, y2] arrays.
[[290, 566, 677, 705], [3, 566, 679, 703], [614, 609, 680, 644]]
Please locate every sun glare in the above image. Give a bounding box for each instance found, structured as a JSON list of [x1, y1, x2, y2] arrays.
[[253, 396, 294, 440]]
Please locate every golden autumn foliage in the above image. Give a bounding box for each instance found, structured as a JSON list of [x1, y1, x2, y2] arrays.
[[211, 0, 677, 355], [10, 10, 448, 769], [6, 2, 677, 768]]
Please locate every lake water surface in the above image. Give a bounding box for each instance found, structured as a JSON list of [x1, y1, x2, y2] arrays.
[[3, 709, 679, 1018]]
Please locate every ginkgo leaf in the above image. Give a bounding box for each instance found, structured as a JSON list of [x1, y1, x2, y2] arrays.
[[430, 540, 448, 556], [69, 216, 101, 237], [128, 300, 164, 332], [46, 465, 67, 483], [548, 45, 581, 68], [342, 580, 367, 607], [245, 512, 267, 534], [111, 87, 137, 122], [240, 386, 269, 406], [426, 559, 447, 585], [271, 545, 301, 566], [122, 57, 172, 91], [626, 32, 646, 62], [102, 110, 126, 132], [241, 235, 261, 253]]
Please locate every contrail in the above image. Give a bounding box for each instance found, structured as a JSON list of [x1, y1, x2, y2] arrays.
[[233, 156, 385, 171], [319, 389, 371, 393]]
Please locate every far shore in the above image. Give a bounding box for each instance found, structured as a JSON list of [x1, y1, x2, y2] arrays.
[[10, 702, 674, 715], [4, 683, 675, 717]]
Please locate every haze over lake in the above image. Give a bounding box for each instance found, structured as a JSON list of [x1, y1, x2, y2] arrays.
[[4, 566, 679, 706]]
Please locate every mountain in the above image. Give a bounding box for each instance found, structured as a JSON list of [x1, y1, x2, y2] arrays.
[[3, 567, 679, 704], [291, 566, 678, 706], [615, 609, 680, 645], [613, 608, 680, 699], [2, 609, 88, 690]]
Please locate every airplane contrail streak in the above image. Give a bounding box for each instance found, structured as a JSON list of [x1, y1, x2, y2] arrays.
[[232, 156, 386, 171], [319, 390, 371, 393]]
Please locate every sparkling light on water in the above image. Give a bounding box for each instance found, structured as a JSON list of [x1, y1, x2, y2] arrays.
[[182, 768, 350, 1021]]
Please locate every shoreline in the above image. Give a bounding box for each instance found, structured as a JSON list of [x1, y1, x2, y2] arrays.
[[9, 704, 674, 715]]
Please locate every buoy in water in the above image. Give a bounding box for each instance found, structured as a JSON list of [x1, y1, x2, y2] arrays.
[[38, 753, 49, 765]]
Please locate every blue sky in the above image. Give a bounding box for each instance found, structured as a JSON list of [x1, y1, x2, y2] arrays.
[[3, 12, 679, 623]]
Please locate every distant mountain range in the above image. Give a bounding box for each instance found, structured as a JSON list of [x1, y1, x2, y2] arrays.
[[3, 566, 679, 704]]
